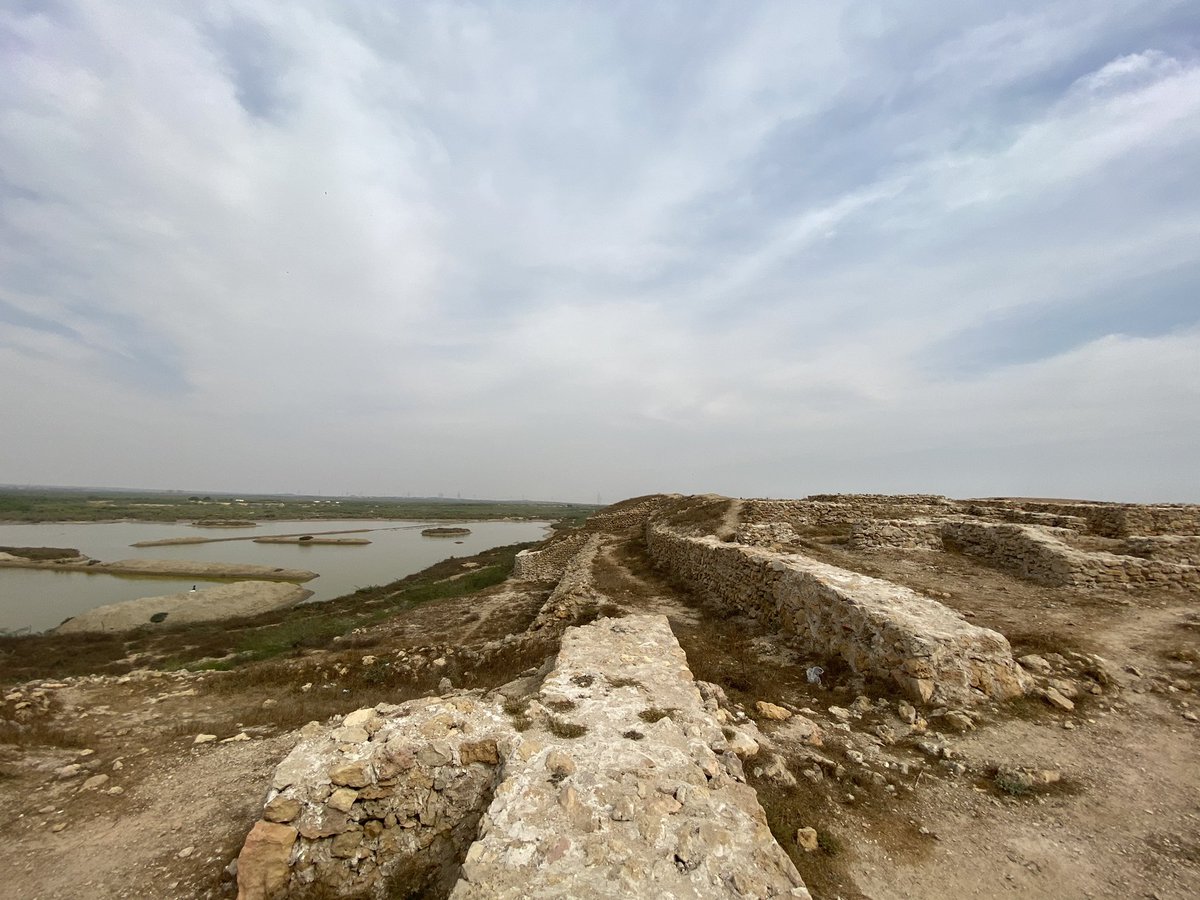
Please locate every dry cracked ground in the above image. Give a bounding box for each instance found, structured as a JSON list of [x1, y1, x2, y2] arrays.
[[1, 497, 1198, 900]]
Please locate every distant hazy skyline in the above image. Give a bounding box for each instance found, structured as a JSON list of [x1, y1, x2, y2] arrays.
[[2, 2, 1198, 503]]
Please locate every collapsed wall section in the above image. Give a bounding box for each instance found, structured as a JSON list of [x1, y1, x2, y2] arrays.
[[646, 522, 1028, 705], [1122, 536, 1200, 566], [235, 697, 517, 900]]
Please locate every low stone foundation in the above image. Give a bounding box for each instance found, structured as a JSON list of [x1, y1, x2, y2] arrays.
[[646, 522, 1028, 705]]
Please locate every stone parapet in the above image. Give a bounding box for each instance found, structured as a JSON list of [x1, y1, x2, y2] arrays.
[[645, 522, 1028, 706]]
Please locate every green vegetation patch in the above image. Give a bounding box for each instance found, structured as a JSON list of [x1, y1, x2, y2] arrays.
[[0, 488, 600, 525]]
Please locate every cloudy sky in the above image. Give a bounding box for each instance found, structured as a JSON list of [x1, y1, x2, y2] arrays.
[[2, 1, 1198, 503]]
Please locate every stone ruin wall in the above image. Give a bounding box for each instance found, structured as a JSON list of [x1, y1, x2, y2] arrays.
[[961, 504, 1088, 530], [846, 519, 945, 552], [843, 515, 1200, 591], [527, 535, 603, 631], [511, 533, 588, 581], [998, 501, 1200, 538], [940, 521, 1200, 589], [582, 496, 670, 533], [1122, 536, 1200, 567], [644, 521, 1028, 706], [235, 615, 809, 900], [741, 495, 958, 531]]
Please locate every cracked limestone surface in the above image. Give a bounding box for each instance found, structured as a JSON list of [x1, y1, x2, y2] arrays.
[[451, 615, 810, 899]]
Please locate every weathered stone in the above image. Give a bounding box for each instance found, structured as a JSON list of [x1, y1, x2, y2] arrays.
[[755, 701, 792, 721], [236, 822, 297, 900], [342, 708, 378, 730], [544, 749, 576, 777], [725, 728, 760, 758], [263, 796, 302, 824], [327, 788, 357, 814], [1018, 654, 1053, 675], [941, 711, 974, 732], [1042, 687, 1075, 711], [795, 827, 819, 852], [329, 829, 362, 859], [329, 761, 371, 788], [460, 740, 499, 766], [80, 774, 109, 791]]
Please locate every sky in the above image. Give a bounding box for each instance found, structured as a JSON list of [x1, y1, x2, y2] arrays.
[[1, 1, 1198, 504]]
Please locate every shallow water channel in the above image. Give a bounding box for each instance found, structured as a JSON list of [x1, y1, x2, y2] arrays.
[[0, 518, 551, 632]]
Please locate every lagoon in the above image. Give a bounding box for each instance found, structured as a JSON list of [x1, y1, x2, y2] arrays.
[[0, 518, 550, 632]]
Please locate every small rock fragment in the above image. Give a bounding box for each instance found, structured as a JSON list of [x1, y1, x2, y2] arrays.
[[755, 701, 792, 721], [795, 827, 819, 852]]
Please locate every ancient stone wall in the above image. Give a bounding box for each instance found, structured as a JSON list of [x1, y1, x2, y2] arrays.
[[1001, 501, 1200, 538], [583, 496, 671, 535], [235, 616, 808, 900], [941, 521, 1200, 589], [742, 495, 957, 530], [512, 534, 588, 581], [735, 521, 800, 548], [961, 504, 1087, 530], [235, 697, 517, 900], [528, 535, 603, 631], [846, 519, 945, 552], [1122, 536, 1200, 566], [645, 522, 1028, 705]]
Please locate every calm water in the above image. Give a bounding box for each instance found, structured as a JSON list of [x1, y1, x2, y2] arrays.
[[0, 519, 550, 632]]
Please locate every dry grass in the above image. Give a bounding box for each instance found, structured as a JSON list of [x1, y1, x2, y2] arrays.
[[547, 717, 588, 739]]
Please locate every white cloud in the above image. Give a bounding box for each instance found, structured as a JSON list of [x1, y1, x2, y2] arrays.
[[1, 1, 1197, 501]]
